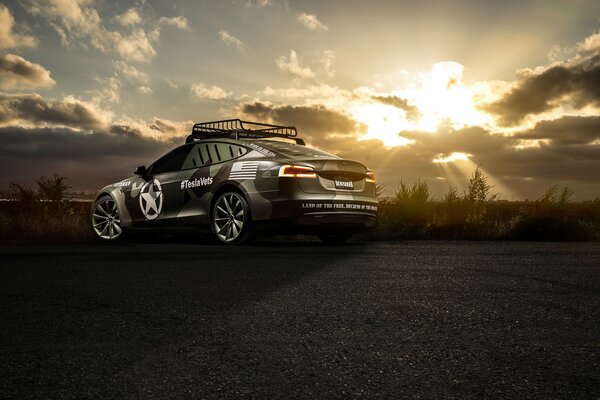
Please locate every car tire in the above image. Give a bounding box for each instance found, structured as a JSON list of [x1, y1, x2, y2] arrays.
[[211, 191, 254, 244], [317, 232, 353, 244], [91, 195, 124, 241]]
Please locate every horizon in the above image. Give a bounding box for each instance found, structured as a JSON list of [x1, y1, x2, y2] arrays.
[[1, 0, 599, 199]]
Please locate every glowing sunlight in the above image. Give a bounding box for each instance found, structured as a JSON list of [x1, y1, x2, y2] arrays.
[[351, 103, 414, 147]]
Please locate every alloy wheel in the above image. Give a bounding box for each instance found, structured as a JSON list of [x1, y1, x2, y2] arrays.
[[92, 197, 122, 240], [213, 193, 245, 243]]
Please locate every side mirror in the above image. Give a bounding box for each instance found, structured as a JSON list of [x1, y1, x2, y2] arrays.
[[134, 165, 148, 178]]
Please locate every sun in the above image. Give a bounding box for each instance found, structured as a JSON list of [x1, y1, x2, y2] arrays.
[[407, 62, 490, 131], [350, 103, 414, 147], [351, 62, 492, 147]]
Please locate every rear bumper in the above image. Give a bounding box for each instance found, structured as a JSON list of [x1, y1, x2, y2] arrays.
[[252, 196, 378, 233], [295, 211, 377, 228]]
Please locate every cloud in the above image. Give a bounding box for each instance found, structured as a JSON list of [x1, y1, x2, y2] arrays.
[[158, 16, 189, 30], [148, 118, 193, 136], [0, 5, 38, 49], [27, 0, 112, 51], [577, 31, 600, 55], [0, 126, 171, 160], [219, 30, 249, 53], [0, 126, 176, 190], [115, 8, 142, 26], [258, 84, 349, 100], [0, 90, 186, 141], [113, 60, 149, 84], [276, 50, 315, 79], [239, 101, 357, 136], [245, 0, 275, 7], [111, 61, 152, 96], [316, 122, 600, 199], [0, 92, 108, 130], [319, 50, 335, 78], [484, 31, 600, 126], [244, 0, 288, 8], [190, 83, 231, 101], [88, 76, 121, 104], [166, 78, 178, 89], [514, 115, 600, 146], [0, 54, 55, 90], [27, 0, 159, 62], [297, 13, 328, 31], [114, 28, 158, 63], [0, 90, 193, 189], [372, 95, 421, 120]]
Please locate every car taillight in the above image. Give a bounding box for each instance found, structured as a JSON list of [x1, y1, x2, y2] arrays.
[[366, 171, 376, 183], [278, 164, 317, 178]]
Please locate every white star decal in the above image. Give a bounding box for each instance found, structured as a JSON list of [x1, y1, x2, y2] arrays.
[[139, 179, 163, 219]]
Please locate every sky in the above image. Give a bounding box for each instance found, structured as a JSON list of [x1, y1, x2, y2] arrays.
[[0, 0, 599, 199]]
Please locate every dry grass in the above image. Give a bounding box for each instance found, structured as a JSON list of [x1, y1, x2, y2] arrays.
[[0, 175, 92, 242], [368, 169, 600, 241]]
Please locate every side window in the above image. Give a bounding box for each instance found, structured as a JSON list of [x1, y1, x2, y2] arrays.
[[227, 144, 248, 159], [150, 145, 193, 175], [181, 142, 248, 169]]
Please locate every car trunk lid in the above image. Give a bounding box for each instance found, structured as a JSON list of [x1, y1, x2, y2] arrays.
[[293, 159, 370, 194]]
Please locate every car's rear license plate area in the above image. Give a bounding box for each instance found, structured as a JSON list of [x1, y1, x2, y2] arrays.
[[334, 177, 354, 190]]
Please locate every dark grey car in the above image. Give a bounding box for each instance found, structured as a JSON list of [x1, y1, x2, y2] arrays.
[[91, 119, 378, 244]]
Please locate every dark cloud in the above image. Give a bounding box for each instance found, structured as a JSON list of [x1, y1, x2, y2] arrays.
[[371, 95, 421, 120], [109, 124, 143, 137], [148, 118, 192, 136], [402, 126, 508, 155], [0, 126, 176, 160], [0, 92, 104, 130], [311, 121, 599, 199], [0, 92, 188, 190], [515, 115, 600, 145], [484, 46, 600, 126], [0, 126, 175, 190], [240, 101, 359, 136], [0, 54, 55, 90]]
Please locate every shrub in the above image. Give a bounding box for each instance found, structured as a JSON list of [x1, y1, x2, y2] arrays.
[[36, 174, 70, 202], [464, 166, 499, 224], [371, 170, 598, 241], [510, 184, 594, 241], [0, 174, 91, 242], [387, 180, 431, 236]]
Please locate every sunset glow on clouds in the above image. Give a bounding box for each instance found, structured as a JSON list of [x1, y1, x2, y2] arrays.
[[0, 0, 599, 199]]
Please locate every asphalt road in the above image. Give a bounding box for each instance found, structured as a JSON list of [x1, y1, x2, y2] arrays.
[[1, 240, 599, 399]]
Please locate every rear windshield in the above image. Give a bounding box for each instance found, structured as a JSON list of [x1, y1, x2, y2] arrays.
[[251, 140, 338, 159]]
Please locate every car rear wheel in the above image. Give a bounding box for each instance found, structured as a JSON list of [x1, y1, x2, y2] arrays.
[[91, 195, 123, 241], [317, 232, 354, 244], [211, 192, 253, 244]]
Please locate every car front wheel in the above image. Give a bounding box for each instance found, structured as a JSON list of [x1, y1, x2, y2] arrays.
[[91, 195, 123, 241], [211, 192, 253, 244]]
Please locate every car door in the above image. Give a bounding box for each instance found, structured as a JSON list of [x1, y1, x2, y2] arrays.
[[130, 144, 194, 226], [173, 141, 249, 225]]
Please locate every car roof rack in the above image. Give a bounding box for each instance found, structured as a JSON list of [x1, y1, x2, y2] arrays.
[[186, 119, 305, 145]]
